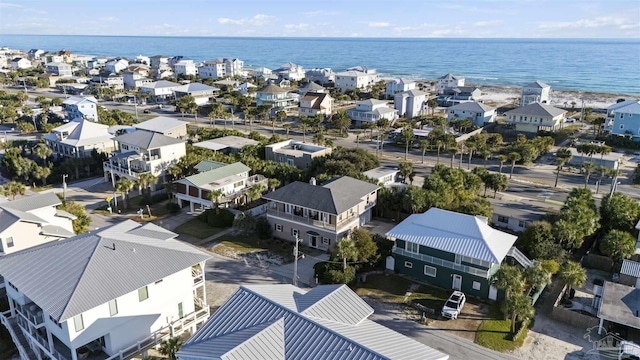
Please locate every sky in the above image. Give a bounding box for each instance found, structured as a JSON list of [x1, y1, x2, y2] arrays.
[[0, 0, 639, 38]]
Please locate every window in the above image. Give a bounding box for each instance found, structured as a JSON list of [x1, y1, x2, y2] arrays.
[[518, 220, 527, 228], [424, 265, 437, 277], [6, 237, 13, 248], [322, 237, 330, 245], [406, 242, 419, 253], [497, 215, 509, 223], [404, 261, 413, 269], [49, 315, 62, 329], [454, 254, 461, 265], [178, 302, 184, 319], [275, 224, 283, 232], [291, 229, 299, 237], [138, 286, 149, 302], [284, 204, 292, 214], [233, 181, 243, 188], [620, 125, 624, 129], [472, 281, 481, 291], [108, 299, 118, 316], [73, 314, 84, 332]]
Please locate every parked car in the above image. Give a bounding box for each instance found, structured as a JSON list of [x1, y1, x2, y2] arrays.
[[565, 117, 575, 123], [441, 291, 466, 320]]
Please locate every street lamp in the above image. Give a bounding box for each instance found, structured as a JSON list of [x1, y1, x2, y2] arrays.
[[62, 174, 68, 202], [132, 95, 139, 122]]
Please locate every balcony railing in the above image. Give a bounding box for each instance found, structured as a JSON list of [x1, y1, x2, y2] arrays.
[[103, 162, 151, 178], [0, 310, 32, 360], [192, 265, 204, 286], [15, 302, 44, 327], [393, 246, 490, 278], [267, 208, 359, 232]]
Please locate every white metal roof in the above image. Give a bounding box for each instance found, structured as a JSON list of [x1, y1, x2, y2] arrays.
[[386, 208, 517, 264], [621, 260, 640, 278], [133, 116, 188, 134]]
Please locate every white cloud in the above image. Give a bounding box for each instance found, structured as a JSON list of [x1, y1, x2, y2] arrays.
[[368, 22, 390, 28], [218, 14, 276, 26], [284, 23, 310, 30], [99, 16, 119, 22], [0, 3, 22, 8], [539, 16, 633, 31], [473, 20, 503, 27]]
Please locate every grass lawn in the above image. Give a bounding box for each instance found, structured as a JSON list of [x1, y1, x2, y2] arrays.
[[354, 274, 449, 308], [475, 304, 525, 352], [211, 235, 294, 262], [173, 218, 225, 240]]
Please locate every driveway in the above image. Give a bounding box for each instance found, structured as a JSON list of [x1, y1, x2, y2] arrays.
[[425, 299, 492, 342]]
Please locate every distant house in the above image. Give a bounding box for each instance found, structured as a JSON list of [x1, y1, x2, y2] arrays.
[[46, 62, 73, 77], [363, 166, 400, 186], [305, 67, 335, 84], [386, 78, 416, 98], [347, 99, 398, 127], [334, 68, 378, 92], [27, 49, 45, 60], [104, 58, 129, 74], [10, 57, 31, 70], [505, 103, 566, 133], [198, 61, 227, 79], [43, 119, 115, 158], [436, 73, 465, 93], [447, 102, 497, 127], [149, 55, 170, 71], [437, 86, 481, 106], [488, 197, 550, 233], [103, 130, 186, 186], [388, 208, 532, 300], [122, 68, 153, 90], [521, 81, 551, 106], [194, 135, 259, 154], [62, 96, 98, 121], [0, 192, 76, 256], [174, 160, 267, 212], [605, 100, 640, 140], [298, 81, 327, 96], [173, 59, 197, 77], [394, 89, 428, 118], [0, 220, 211, 360], [274, 62, 305, 81], [265, 140, 332, 169], [216, 57, 244, 77], [177, 284, 448, 360], [133, 116, 189, 139], [139, 80, 181, 100], [256, 83, 296, 109], [263, 176, 379, 250], [237, 82, 256, 96], [134, 54, 150, 65], [298, 92, 333, 117], [174, 83, 218, 105], [276, 78, 291, 88]]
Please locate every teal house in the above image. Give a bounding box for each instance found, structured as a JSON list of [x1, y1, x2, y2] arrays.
[[387, 208, 531, 300]]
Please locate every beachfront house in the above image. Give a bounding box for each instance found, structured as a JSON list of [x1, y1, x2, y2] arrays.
[[150, 55, 170, 72], [133, 116, 189, 139], [394, 89, 428, 118], [334, 68, 378, 92], [347, 99, 399, 127], [216, 58, 244, 77], [437, 86, 482, 106], [177, 284, 448, 360], [386, 78, 416, 98], [256, 83, 296, 110], [173, 59, 197, 77], [198, 61, 226, 79], [45, 62, 72, 77], [0, 192, 76, 256], [265, 140, 332, 169], [387, 208, 532, 300], [263, 176, 379, 251], [305, 67, 335, 84], [605, 100, 640, 140], [298, 92, 333, 117], [174, 83, 218, 105], [62, 96, 98, 121], [521, 81, 551, 106], [173, 160, 267, 212], [103, 129, 186, 187], [274, 62, 305, 81], [104, 58, 129, 74], [0, 220, 211, 360], [298, 81, 327, 95], [447, 102, 497, 127], [436, 73, 465, 93], [505, 103, 566, 133], [43, 119, 114, 158]]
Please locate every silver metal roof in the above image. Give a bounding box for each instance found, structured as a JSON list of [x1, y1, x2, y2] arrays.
[[133, 116, 188, 134], [0, 192, 60, 212], [0, 220, 211, 321], [114, 129, 184, 149], [386, 208, 517, 264], [621, 260, 640, 278], [178, 284, 448, 360], [505, 102, 566, 117]]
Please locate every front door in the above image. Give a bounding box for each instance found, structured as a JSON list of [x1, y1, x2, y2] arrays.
[[489, 285, 498, 300], [452, 274, 462, 290], [310, 235, 318, 248]]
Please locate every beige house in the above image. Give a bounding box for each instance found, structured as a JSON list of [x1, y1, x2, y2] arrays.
[[298, 92, 333, 117], [505, 103, 566, 133], [263, 176, 379, 251], [265, 140, 332, 169], [43, 119, 114, 158]]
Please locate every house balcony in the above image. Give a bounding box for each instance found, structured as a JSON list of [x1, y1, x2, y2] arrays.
[[192, 264, 204, 286], [267, 208, 358, 232], [15, 302, 44, 328], [393, 246, 490, 278], [103, 162, 151, 179]]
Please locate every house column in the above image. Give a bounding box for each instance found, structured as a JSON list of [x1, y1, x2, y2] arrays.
[[598, 317, 604, 335], [46, 328, 54, 354], [189, 201, 195, 213], [70, 346, 78, 360]]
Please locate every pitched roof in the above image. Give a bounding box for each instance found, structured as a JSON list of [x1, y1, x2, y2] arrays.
[[299, 81, 325, 93], [0, 193, 63, 233], [396, 89, 428, 97], [63, 96, 98, 106], [621, 260, 640, 278], [358, 99, 389, 106], [608, 100, 640, 114], [43, 119, 112, 147], [301, 92, 330, 109], [438, 73, 462, 80], [258, 83, 289, 94], [448, 101, 495, 112], [133, 116, 188, 134], [142, 80, 180, 89], [114, 129, 184, 149], [262, 176, 379, 215], [174, 83, 218, 93], [386, 207, 517, 264], [505, 102, 566, 117], [194, 136, 259, 152], [176, 162, 251, 188], [178, 284, 448, 360], [524, 80, 550, 89], [0, 220, 211, 321]]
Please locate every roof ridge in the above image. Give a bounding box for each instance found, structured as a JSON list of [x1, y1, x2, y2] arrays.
[[223, 318, 284, 358], [299, 284, 343, 314]]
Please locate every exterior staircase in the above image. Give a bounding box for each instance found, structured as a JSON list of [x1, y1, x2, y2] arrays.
[[5, 316, 38, 360]]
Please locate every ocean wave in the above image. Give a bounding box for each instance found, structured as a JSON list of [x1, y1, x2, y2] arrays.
[[466, 76, 499, 81]]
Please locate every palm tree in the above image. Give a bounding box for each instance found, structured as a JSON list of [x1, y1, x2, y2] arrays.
[[167, 164, 183, 181], [34, 165, 51, 186], [488, 173, 508, 198], [594, 166, 608, 194], [115, 178, 135, 209], [313, 131, 324, 146], [554, 147, 573, 188], [136, 173, 158, 198], [159, 337, 183, 360], [502, 293, 534, 334], [400, 125, 415, 160], [582, 161, 595, 188], [497, 154, 508, 174], [598, 144, 612, 166], [283, 123, 291, 138], [267, 178, 280, 192], [491, 264, 524, 300], [299, 122, 308, 143], [426, 99, 438, 116], [336, 237, 359, 271], [34, 143, 52, 166], [209, 188, 224, 214], [523, 262, 551, 296], [419, 140, 430, 164], [558, 261, 587, 295], [508, 152, 521, 179], [246, 183, 265, 205], [2, 181, 26, 200]]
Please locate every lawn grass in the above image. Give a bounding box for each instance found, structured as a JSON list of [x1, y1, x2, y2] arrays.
[[474, 304, 525, 352], [173, 218, 224, 239], [409, 285, 450, 310], [211, 235, 294, 262], [354, 274, 449, 308]]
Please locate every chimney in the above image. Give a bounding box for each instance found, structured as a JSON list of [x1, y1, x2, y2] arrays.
[[309, 177, 316, 186], [112, 243, 116, 250]]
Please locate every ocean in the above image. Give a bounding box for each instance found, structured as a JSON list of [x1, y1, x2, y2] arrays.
[[1, 34, 638, 95]]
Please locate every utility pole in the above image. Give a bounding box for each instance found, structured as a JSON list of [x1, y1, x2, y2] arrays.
[[62, 174, 68, 202], [293, 237, 301, 287]]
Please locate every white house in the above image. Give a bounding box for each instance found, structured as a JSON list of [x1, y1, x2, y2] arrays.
[[386, 78, 416, 98], [133, 116, 189, 139], [274, 62, 305, 81], [394, 89, 428, 118], [299, 92, 333, 117], [363, 166, 400, 187], [0, 192, 76, 256], [347, 99, 398, 126], [505, 103, 566, 133], [305, 67, 335, 84], [62, 96, 99, 121], [173, 59, 197, 77], [173, 83, 218, 105], [139, 80, 181, 100], [334, 69, 379, 92], [27, 49, 45, 60], [216, 58, 244, 77], [237, 82, 256, 96], [198, 61, 227, 79], [104, 58, 129, 74], [43, 119, 115, 158], [10, 58, 31, 70], [134, 54, 150, 65], [436, 73, 465, 93], [521, 81, 551, 106], [0, 220, 211, 360], [447, 102, 497, 127], [122, 68, 153, 90], [46, 62, 72, 77], [103, 129, 187, 186]]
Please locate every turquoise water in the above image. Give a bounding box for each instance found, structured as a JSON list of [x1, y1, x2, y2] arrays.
[[1, 35, 638, 95]]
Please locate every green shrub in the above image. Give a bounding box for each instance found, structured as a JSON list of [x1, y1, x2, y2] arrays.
[[255, 217, 273, 239], [165, 203, 181, 214], [314, 262, 356, 284], [207, 209, 235, 228]]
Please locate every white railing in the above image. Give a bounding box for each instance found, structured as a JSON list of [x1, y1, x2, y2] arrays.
[[0, 310, 31, 360], [507, 247, 534, 268], [393, 246, 490, 278]]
